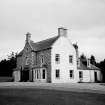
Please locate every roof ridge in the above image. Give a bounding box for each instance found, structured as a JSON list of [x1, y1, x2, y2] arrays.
[[33, 35, 59, 44]]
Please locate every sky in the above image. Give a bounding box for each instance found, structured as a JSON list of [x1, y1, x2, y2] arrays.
[[0, 0, 105, 62]]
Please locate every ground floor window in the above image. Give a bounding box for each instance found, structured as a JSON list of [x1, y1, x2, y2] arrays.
[[79, 71, 83, 78], [34, 68, 46, 80], [56, 69, 60, 79], [69, 70, 74, 79]]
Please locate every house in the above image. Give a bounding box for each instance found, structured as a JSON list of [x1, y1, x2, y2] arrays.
[[13, 27, 102, 83]]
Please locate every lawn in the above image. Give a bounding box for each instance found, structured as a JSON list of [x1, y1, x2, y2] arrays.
[[0, 88, 105, 105]]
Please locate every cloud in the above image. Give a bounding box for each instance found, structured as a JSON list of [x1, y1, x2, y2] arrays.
[[0, 0, 105, 61]]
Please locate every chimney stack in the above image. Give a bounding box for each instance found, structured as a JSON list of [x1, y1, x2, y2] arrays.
[[58, 27, 67, 37], [26, 32, 31, 43], [87, 58, 91, 67]]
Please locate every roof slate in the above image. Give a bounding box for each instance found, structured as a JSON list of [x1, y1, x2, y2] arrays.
[[30, 36, 59, 51], [77, 61, 100, 70]]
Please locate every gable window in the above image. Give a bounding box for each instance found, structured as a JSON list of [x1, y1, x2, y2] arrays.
[[79, 71, 83, 79], [55, 54, 60, 63], [69, 70, 74, 79], [56, 69, 60, 78], [69, 55, 73, 63], [26, 57, 30, 65]]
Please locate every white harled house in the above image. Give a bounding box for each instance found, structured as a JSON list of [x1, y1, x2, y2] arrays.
[[13, 27, 102, 83]]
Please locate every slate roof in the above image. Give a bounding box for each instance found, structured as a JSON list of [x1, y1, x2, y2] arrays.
[[17, 50, 24, 57], [17, 36, 59, 56], [30, 36, 59, 51], [77, 61, 100, 70]]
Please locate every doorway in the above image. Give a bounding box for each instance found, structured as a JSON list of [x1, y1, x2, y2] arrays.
[[21, 70, 29, 82], [94, 72, 97, 82]]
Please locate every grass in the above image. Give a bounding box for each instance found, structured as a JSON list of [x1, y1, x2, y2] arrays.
[[0, 77, 13, 82], [0, 88, 105, 105]]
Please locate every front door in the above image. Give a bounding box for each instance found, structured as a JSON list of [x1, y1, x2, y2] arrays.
[[94, 72, 97, 82], [21, 70, 29, 82]]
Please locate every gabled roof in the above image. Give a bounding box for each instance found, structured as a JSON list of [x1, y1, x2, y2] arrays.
[[78, 61, 100, 70], [17, 36, 59, 56], [30, 35, 59, 51]]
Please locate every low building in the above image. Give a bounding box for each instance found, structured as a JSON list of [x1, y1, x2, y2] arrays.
[[13, 27, 102, 83]]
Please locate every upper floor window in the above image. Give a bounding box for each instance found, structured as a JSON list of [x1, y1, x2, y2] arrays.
[[69, 70, 74, 79], [56, 69, 60, 79], [79, 71, 83, 79], [55, 54, 60, 63], [40, 55, 44, 64], [69, 55, 73, 63]]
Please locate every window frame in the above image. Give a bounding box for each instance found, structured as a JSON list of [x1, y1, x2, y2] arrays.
[[25, 57, 30, 65], [79, 71, 83, 79], [55, 69, 60, 79], [69, 70, 74, 79], [40, 55, 44, 65], [55, 54, 60, 64], [69, 55, 73, 63]]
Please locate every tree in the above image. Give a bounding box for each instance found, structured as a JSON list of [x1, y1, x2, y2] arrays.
[[90, 55, 96, 65], [0, 52, 17, 77], [96, 59, 105, 82], [80, 54, 87, 65]]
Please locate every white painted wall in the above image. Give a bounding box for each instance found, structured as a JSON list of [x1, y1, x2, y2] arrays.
[[78, 70, 102, 82], [95, 70, 102, 82], [13, 71, 20, 82], [51, 36, 79, 83]]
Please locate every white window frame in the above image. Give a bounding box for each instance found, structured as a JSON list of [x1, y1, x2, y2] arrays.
[[79, 71, 83, 79], [69, 70, 74, 79], [69, 55, 73, 63], [55, 69, 60, 79], [55, 54, 60, 64]]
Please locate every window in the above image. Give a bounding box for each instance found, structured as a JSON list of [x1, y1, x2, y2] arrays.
[[69, 55, 73, 63], [41, 55, 44, 64], [42, 69, 46, 79], [69, 70, 74, 78], [79, 71, 83, 78], [55, 54, 60, 63], [56, 69, 60, 78], [25, 57, 30, 65]]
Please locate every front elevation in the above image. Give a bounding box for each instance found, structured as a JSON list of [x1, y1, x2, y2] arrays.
[[13, 27, 102, 83]]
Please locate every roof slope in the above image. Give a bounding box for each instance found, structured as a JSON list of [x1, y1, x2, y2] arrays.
[[78, 61, 100, 70], [17, 36, 59, 56], [30, 36, 59, 51]]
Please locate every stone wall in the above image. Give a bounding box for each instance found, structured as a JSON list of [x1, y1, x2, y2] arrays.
[[34, 48, 52, 82]]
